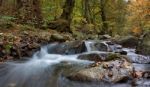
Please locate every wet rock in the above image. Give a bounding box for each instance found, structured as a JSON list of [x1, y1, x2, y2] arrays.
[[133, 63, 150, 77], [133, 79, 150, 86], [119, 51, 127, 55], [47, 40, 87, 55], [99, 41, 126, 54], [84, 41, 109, 52], [136, 32, 150, 55], [123, 48, 150, 64], [47, 40, 128, 56], [78, 52, 107, 62], [67, 59, 133, 83], [127, 53, 150, 64], [49, 40, 126, 55], [47, 40, 115, 55], [84, 41, 121, 52], [115, 36, 138, 48], [106, 53, 122, 61], [143, 72, 150, 78], [93, 42, 108, 51], [78, 52, 125, 62]]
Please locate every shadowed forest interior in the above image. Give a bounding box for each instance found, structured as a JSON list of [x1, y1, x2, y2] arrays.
[[0, 0, 149, 35]]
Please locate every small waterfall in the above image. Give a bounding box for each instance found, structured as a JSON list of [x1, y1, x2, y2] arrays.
[[84, 41, 94, 52], [84, 40, 110, 52], [0, 43, 92, 87]]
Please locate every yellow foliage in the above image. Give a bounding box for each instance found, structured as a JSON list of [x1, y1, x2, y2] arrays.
[[132, 26, 142, 35], [127, 0, 150, 34]]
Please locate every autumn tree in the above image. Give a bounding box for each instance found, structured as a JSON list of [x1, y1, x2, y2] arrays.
[[72, 0, 127, 36], [127, 0, 150, 36], [105, 0, 127, 35]]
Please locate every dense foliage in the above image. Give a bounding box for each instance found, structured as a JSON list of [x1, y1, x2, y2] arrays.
[[0, 0, 149, 36]]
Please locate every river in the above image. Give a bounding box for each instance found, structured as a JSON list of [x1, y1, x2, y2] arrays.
[[0, 41, 149, 87]]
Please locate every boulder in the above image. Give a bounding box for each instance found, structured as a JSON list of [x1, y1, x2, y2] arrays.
[[78, 52, 107, 62], [84, 41, 110, 52], [67, 59, 133, 83], [78, 52, 123, 62], [47, 40, 87, 55], [136, 32, 150, 55], [47, 40, 128, 55], [84, 40, 123, 52], [115, 36, 138, 48]]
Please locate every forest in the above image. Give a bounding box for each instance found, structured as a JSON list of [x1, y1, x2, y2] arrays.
[[0, 0, 150, 87]]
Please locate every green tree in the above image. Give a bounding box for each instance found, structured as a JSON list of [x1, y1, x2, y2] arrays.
[[48, 0, 75, 33], [83, 0, 92, 23], [99, 0, 108, 34]]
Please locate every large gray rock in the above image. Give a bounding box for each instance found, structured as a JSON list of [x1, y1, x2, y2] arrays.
[[47, 40, 87, 55], [67, 59, 133, 83], [136, 32, 150, 56], [47, 40, 127, 55], [115, 36, 138, 48]]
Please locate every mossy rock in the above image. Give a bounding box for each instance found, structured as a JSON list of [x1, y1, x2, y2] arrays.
[[106, 53, 121, 61]]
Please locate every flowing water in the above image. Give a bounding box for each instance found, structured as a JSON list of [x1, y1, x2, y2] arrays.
[[0, 41, 149, 87]]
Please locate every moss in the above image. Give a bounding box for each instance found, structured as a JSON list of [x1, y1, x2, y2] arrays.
[[106, 53, 121, 61]]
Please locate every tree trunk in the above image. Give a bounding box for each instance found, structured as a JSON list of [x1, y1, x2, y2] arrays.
[[0, 0, 2, 6], [83, 0, 91, 23], [60, 0, 75, 24], [16, 0, 22, 9], [48, 0, 75, 33], [0, 0, 2, 14], [32, 0, 43, 25], [99, 0, 108, 34]]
